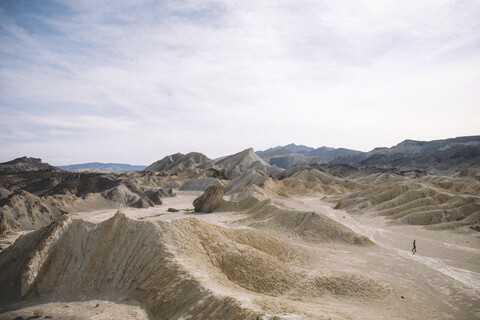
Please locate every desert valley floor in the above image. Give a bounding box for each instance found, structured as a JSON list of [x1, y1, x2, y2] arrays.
[[1, 189, 479, 320]]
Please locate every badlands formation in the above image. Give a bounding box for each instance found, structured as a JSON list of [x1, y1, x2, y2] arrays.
[[0, 137, 479, 320]]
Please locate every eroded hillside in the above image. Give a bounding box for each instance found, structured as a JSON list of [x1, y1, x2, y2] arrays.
[[1, 143, 479, 319]]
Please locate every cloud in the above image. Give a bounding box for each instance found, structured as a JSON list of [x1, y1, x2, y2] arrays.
[[1, 0, 479, 164]]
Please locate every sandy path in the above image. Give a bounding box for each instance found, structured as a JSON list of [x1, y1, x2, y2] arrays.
[[72, 191, 248, 227], [278, 196, 480, 319]]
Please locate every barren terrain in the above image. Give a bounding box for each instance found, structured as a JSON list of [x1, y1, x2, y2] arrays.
[[1, 143, 479, 319], [2, 189, 478, 320]]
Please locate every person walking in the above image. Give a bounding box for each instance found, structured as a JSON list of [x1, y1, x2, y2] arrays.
[[412, 239, 416, 255]]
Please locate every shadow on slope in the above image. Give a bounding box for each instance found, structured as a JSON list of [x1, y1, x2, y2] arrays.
[[0, 208, 390, 319]]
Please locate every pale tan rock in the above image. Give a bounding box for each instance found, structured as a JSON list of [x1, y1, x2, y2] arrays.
[[193, 185, 230, 212]]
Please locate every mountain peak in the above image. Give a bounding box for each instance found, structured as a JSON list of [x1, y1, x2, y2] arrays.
[[283, 144, 314, 153], [217, 148, 263, 167], [145, 152, 214, 174], [216, 148, 278, 178]]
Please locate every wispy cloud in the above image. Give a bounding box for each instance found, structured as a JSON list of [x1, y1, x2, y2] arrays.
[[1, 0, 479, 164]]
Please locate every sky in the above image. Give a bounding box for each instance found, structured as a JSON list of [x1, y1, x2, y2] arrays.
[[1, 0, 479, 165]]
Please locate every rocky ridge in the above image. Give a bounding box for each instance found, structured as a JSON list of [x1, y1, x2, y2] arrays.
[[144, 152, 215, 174], [216, 148, 282, 179], [0, 157, 61, 173], [0, 170, 173, 236]]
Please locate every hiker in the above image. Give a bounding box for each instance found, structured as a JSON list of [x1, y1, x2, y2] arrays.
[[412, 239, 416, 255]]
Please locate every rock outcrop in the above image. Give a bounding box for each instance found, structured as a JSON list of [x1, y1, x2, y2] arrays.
[[193, 186, 231, 212]]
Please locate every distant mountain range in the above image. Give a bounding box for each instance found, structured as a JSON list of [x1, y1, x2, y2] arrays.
[[2, 136, 478, 175], [57, 162, 146, 172], [328, 136, 480, 170], [256, 136, 480, 171], [256, 144, 362, 169]]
